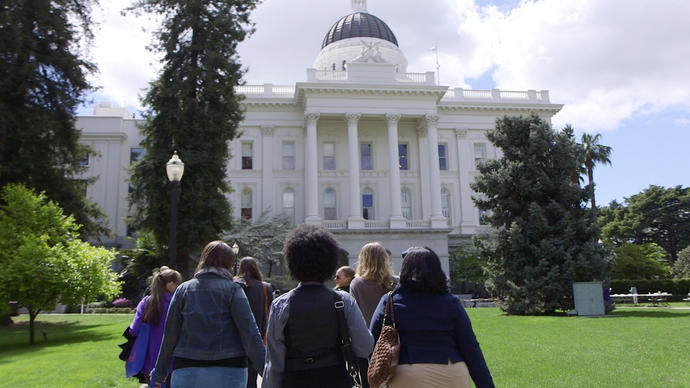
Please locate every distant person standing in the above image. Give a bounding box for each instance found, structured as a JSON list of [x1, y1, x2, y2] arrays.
[[127, 266, 182, 384], [234, 257, 273, 388], [334, 266, 355, 292], [152, 241, 265, 388], [350, 242, 395, 326]]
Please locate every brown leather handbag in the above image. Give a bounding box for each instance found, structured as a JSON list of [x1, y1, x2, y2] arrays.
[[367, 292, 400, 388]]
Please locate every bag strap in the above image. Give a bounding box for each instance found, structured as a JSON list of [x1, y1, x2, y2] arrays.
[[262, 282, 269, 344], [383, 291, 395, 328], [333, 291, 362, 388]]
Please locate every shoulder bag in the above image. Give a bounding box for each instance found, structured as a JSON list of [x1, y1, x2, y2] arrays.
[[367, 292, 400, 388]]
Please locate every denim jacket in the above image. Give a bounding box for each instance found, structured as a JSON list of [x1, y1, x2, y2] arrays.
[[153, 267, 265, 384]]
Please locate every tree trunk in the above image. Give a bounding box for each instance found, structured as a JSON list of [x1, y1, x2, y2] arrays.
[[29, 309, 39, 345], [588, 167, 597, 221]]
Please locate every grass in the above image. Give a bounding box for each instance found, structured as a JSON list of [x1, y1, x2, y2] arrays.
[[0, 314, 141, 388], [1, 308, 689, 387]]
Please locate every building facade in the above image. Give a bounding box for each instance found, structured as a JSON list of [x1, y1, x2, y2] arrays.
[[76, 0, 562, 272]]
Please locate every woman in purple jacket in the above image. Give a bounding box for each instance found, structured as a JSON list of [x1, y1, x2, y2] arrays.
[[369, 247, 494, 388], [128, 266, 182, 383]]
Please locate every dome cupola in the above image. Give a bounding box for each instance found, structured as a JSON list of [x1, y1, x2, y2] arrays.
[[313, 0, 408, 73]]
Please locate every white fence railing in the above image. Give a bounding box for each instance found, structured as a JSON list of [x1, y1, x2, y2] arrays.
[[443, 88, 550, 103]]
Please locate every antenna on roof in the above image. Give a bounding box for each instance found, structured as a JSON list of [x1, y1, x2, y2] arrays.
[[351, 0, 367, 12]]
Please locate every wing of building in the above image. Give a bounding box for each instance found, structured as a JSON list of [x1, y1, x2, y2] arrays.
[[76, 0, 562, 273]]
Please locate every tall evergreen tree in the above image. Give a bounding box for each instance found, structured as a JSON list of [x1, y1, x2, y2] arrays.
[[0, 0, 106, 237], [128, 0, 259, 277], [472, 114, 610, 315], [580, 133, 611, 221]]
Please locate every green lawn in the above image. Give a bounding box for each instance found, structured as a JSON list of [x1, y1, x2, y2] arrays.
[[1, 308, 689, 387]]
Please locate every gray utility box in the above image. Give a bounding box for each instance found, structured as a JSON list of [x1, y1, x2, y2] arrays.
[[573, 281, 605, 316]]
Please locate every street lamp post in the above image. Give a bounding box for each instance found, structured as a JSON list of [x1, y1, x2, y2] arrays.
[[232, 242, 239, 274], [166, 151, 184, 269]]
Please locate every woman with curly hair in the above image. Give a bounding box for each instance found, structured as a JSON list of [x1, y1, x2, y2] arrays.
[[350, 242, 395, 326], [369, 247, 494, 388], [262, 225, 374, 388]]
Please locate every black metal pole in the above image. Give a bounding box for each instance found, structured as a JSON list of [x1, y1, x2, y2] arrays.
[[170, 181, 180, 269]]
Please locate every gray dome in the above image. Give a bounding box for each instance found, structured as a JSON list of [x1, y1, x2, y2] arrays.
[[322, 12, 398, 49]]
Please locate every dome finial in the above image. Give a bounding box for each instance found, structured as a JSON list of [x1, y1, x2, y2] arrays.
[[351, 0, 367, 12]]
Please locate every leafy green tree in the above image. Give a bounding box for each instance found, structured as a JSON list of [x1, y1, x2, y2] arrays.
[[611, 243, 671, 280], [127, 0, 260, 277], [472, 115, 611, 315], [672, 245, 690, 279], [599, 185, 690, 262], [0, 0, 107, 238], [0, 184, 120, 344], [223, 213, 292, 278], [580, 133, 611, 221]]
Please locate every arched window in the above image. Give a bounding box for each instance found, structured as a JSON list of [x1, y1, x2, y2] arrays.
[[282, 188, 295, 224], [401, 188, 412, 219], [324, 188, 337, 220], [241, 189, 252, 220], [362, 188, 374, 220], [342, 60, 347, 70], [441, 188, 451, 224]]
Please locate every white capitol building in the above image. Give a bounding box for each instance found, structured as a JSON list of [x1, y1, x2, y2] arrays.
[[77, 0, 562, 272]]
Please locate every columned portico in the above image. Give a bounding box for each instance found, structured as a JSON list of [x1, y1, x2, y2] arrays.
[[425, 114, 447, 228], [386, 113, 405, 228], [346, 113, 364, 228], [261, 126, 274, 213], [304, 112, 321, 224]]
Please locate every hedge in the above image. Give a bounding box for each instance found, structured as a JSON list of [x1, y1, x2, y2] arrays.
[[610, 279, 690, 296]]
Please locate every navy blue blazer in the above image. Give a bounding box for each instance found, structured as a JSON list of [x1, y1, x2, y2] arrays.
[[369, 287, 494, 388]]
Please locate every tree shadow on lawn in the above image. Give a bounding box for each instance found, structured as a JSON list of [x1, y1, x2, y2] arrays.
[[0, 320, 119, 363], [608, 309, 690, 319]]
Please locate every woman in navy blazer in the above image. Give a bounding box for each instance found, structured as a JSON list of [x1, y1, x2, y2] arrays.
[[369, 247, 494, 388]]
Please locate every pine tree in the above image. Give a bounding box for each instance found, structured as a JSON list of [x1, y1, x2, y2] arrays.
[[128, 0, 260, 277], [0, 0, 106, 237], [472, 114, 611, 315]]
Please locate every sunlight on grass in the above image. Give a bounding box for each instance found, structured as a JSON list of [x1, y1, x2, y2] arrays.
[[1, 308, 689, 387]]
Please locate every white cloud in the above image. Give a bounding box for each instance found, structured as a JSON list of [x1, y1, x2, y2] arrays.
[[441, 0, 690, 131], [86, 0, 690, 132]]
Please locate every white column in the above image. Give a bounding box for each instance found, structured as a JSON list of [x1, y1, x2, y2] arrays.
[[455, 128, 474, 232], [346, 113, 364, 228], [417, 126, 430, 220], [304, 113, 321, 224], [386, 114, 405, 228], [425, 114, 446, 228], [261, 126, 274, 214]]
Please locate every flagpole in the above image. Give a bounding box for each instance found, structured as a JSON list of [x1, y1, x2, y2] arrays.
[[432, 43, 440, 85]]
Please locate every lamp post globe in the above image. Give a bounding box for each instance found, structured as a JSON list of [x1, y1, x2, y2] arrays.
[[166, 151, 184, 270]]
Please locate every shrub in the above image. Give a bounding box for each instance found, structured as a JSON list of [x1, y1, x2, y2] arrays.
[[610, 279, 690, 296], [111, 298, 133, 308], [673, 246, 690, 279]]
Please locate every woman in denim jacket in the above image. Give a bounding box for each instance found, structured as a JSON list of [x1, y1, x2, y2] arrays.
[[153, 241, 266, 388]]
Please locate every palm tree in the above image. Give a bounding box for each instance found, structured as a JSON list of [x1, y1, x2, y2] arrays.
[[581, 133, 612, 220]]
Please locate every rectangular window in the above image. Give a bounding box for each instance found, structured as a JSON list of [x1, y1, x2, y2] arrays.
[[474, 143, 487, 165], [282, 142, 295, 170], [438, 144, 448, 170], [323, 142, 335, 170], [130, 148, 143, 164], [362, 191, 374, 220], [478, 209, 488, 225], [283, 190, 295, 224], [361, 143, 372, 170], [398, 144, 408, 170], [241, 190, 252, 220], [78, 154, 89, 166], [241, 142, 253, 170], [324, 189, 337, 220], [401, 189, 411, 219]]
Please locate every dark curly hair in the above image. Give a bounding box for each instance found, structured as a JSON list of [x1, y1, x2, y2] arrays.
[[399, 246, 448, 295], [284, 225, 339, 283]]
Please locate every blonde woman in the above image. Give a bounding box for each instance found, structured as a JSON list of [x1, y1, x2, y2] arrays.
[[350, 242, 394, 326]]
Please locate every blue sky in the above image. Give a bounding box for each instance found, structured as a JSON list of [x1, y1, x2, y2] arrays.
[[82, 0, 690, 206]]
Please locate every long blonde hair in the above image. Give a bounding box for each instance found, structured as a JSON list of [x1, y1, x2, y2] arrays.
[[356, 242, 394, 291]]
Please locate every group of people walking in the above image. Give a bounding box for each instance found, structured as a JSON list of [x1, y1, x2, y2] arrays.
[[127, 225, 494, 388]]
